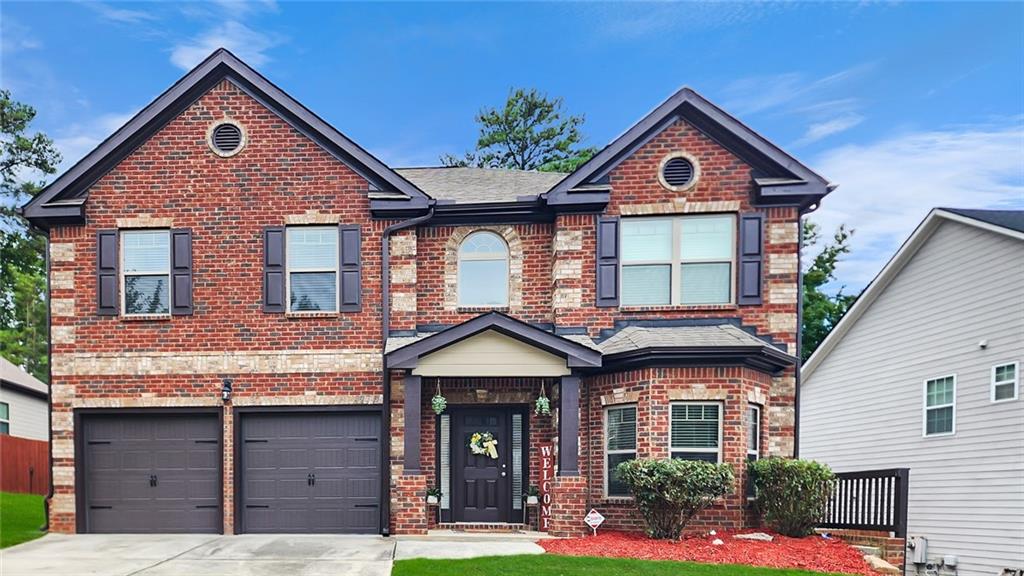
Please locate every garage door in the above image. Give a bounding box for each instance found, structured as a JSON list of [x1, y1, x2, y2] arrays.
[[80, 413, 220, 533], [239, 411, 381, 533]]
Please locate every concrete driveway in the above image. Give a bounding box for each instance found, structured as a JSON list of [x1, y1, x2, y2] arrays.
[[0, 532, 546, 575]]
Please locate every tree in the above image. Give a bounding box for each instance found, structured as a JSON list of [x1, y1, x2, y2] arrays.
[[801, 221, 858, 361], [440, 88, 596, 172], [0, 89, 61, 381]]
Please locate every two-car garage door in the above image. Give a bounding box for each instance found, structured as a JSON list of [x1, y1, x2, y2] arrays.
[[79, 411, 381, 534]]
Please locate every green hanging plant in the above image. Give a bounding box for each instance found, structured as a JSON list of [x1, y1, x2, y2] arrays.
[[535, 382, 551, 416], [431, 382, 447, 415]]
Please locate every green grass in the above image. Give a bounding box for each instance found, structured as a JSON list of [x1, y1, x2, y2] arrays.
[[393, 555, 850, 576], [1, 492, 46, 548]]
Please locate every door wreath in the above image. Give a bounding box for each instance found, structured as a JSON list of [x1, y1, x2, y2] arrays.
[[469, 431, 499, 459]]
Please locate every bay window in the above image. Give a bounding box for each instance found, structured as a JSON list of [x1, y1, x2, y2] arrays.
[[605, 405, 637, 497], [670, 402, 721, 462]]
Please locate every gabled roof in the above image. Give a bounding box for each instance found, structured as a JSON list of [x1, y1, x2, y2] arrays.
[[803, 207, 1024, 379], [544, 87, 834, 210], [22, 48, 431, 228], [0, 357, 48, 399]]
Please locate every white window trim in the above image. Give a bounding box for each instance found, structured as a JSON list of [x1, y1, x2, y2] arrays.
[[922, 374, 956, 438], [620, 214, 736, 307], [0, 401, 9, 434], [669, 401, 723, 463], [120, 229, 172, 317], [991, 361, 1020, 403], [286, 225, 340, 314], [457, 231, 510, 308], [747, 404, 761, 459], [604, 404, 637, 499]]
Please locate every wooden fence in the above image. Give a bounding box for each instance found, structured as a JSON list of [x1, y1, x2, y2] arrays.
[[0, 435, 49, 495], [820, 468, 909, 537]]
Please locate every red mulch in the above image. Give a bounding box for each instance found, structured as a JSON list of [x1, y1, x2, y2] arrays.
[[539, 530, 876, 575]]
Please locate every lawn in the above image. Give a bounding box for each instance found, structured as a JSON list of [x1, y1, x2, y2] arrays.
[[1, 492, 46, 548], [393, 555, 855, 576]]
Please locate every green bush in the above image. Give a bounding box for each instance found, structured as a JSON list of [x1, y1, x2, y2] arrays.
[[752, 457, 836, 537], [616, 458, 734, 540]]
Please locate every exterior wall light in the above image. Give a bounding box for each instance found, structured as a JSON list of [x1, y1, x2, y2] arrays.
[[222, 378, 233, 403]]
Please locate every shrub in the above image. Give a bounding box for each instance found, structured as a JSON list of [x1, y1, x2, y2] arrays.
[[616, 458, 734, 540], [752, 457, 836, 537]]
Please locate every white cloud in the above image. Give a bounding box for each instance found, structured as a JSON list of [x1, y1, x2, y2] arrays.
[[80, 1, 158, 24], [808, 124, 1024, 291], [169, 21, 283, 70], [50, 110, 140, 175], [793, 113, 864, 146], [1, 18, 42, 55]]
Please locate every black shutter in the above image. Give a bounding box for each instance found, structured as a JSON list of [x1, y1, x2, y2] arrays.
[[96, 230, 119, 315], [263, 227, 286, 313], [738, 213, 765, 305], [596, 216, 620, 307], [339, 225, 361, 312], [170, 229, 193, 315]]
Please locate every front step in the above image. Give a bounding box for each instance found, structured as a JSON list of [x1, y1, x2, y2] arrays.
[[436, 522, 528, 533]]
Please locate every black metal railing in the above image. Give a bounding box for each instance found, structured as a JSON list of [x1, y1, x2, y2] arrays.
[[820, 468, 909, 537]]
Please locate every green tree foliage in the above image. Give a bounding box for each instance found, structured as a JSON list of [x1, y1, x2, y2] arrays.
[[440, 88, 596, 172], [1, 89, 61, 381], [616, 458, 734, 540], [801, 221, 857, 361], [752, 458, 836, 537]]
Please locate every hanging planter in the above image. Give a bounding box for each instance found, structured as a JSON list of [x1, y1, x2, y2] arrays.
[[431, 381, 447, 415], [535, 382, 551, 416]]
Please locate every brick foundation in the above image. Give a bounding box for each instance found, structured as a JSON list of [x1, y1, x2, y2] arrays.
[[392, 473, 428, 535], [548, 476, 589, 537], [818, 529, 906, 567]]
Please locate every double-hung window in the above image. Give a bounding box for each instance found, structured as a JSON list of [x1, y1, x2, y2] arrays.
[[0, 402, 9, 435], [605, 405, 637, 497], [287, 227, 338, 313], [122, 230, 171, 315], [670, 403, 722, 462], [746, 405, 761, 497], [620, 215, 735, 306], [924, 375, 956, 436], [992, 362, 1019, 402]]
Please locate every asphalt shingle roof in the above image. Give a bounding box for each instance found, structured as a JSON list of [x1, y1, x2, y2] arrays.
[[395, 167, 567, 204], [941, 208, 1024, 234], [0, 356, 48, 395], [598, 324, 778, 355]]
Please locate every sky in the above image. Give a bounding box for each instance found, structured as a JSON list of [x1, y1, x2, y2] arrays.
[[2, 1, 1022, 292]]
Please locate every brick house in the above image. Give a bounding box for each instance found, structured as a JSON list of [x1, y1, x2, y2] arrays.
[[22, 49, 831, 536]]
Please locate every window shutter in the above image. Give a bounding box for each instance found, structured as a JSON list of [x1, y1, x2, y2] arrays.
[[737, 213, 765, 305], [96, 230, 119, 315], [596, 216, 620, 307], [263, 227, 285, 313], [170, 229, 193, 315], [339, 225, 361, 312]]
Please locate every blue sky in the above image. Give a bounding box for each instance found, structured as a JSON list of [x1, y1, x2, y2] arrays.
[[3, 1, 1022, 291]]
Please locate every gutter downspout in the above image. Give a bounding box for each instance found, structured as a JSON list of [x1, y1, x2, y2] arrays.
[[27, 221, 54, 532], [379, 206, 434, 536], [793, 201, 819, 459]]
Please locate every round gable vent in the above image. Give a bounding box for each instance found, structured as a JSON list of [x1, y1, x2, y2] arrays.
[[208, 120, 245, 157], [658, 152, 700, 191]]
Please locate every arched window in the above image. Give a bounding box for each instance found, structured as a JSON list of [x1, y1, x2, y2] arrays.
[[458, 231, 509, 307]]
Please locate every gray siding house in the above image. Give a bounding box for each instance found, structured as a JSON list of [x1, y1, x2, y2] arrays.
[[802, 208, 1023, 576], [0, 357, 49, 441]]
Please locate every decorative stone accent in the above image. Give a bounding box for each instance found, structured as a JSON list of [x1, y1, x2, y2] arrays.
[[390, 233, 417, 257], [601, 390, 640, 406], [669, 387, 729, 401], [768, 312, 797, 334], [391, 263, 416, 284], [769, 222, 799, 244], [443, 226, 523, 312], [747, 388, 768, 405], [51, 298, 75, 317], [284, 210, 340, 225], [50, 492, 74, 514], [52, 270, 75, 290], [552, 287, 582, 309], [552, 259, 582, 282], [50, 243, 75, 262], [51, 349, 381, 376], [618, 199, 742, 216], [392, 292, 417, 312], [768, 253, 798, 275], [768, 282, 798, 304], [116, 214, 174, 228], [52, 325, 75, 345], [553, 230, 582, 252], [769, 404, 795, 428], [768, 434, 795, 458], [771, 375, 795, 397], [71, 396, 221, 408], [233, 394, 382, 406], [51, 439, 74, 459]]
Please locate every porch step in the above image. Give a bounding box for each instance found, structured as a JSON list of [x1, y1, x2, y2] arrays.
[[436, 522, 528, 533]]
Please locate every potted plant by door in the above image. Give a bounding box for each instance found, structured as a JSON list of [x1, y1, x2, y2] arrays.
[[523, 485, 540, 505], [426, 486, 442, 505]]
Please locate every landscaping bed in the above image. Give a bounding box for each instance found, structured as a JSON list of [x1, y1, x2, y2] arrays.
[[539, 531, 876, 576]]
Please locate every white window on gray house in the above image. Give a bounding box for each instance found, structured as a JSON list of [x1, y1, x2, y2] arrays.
[[746, 404, 761, 497], [992, 362, 1019, 402], [924, 375, 956, 436], [620, 215, 735, 306], [122, 230, 170, 315], [670, 403, 721, 462], [458, 231, 509, 307], [605, 405, 636, 497], [0, 402, 9, 435], [287, 226, 338, 313]]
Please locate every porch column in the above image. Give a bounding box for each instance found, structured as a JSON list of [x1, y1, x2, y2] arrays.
[[403, 374, 421, 474], [558, 374, 580, 476]]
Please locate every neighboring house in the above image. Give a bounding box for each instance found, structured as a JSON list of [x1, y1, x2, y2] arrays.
[[802, 209, 1024, 576], [21, 49, 830, 536], [0, 357, 49, 441]]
